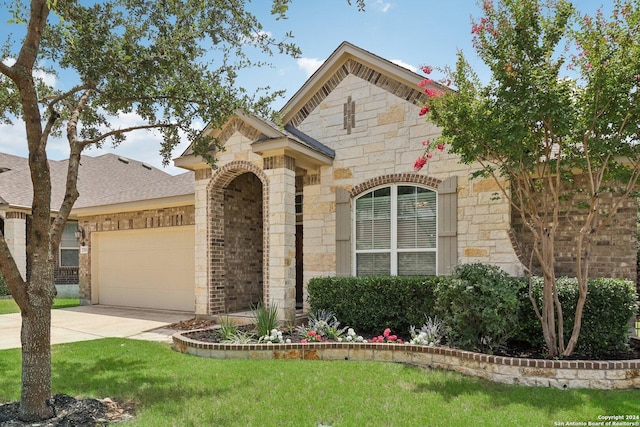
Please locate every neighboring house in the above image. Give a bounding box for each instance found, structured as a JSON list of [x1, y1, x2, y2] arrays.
[[1, 41, 635, 320], [0, 152, 195, 309]]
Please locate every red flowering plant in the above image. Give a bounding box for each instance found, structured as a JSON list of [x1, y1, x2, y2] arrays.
[[370, 328, 404, 344], [413, 64, 449, 172], [413, 0, 640, 358]]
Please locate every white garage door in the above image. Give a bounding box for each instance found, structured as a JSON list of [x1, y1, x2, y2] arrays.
[[91, 226, 195, 311]]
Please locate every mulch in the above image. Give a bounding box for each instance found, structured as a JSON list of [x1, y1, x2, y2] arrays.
[[0, 394, 134, 426]]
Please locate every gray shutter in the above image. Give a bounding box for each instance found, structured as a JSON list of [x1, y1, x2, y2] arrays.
[[437, 176, 457, 275], [335, 188, 352, 276]]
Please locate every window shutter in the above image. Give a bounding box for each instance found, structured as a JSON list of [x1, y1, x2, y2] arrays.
[[437, 176, 457, 275], [335, 188, 352, 276]]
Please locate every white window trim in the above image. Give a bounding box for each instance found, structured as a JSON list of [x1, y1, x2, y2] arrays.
[[352, 184, 438, 276]]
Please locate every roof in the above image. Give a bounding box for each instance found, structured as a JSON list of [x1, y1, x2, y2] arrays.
[[175, 41, 440, 170], [0, 152, 194, 212]]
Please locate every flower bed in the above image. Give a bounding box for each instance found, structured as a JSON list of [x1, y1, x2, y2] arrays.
[[172, 329, 640, 390]]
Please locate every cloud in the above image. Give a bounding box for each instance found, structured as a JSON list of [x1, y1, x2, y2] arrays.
[[373, 0, 393, 13], [34, 68, 57, 88], [391, 59, 418, 73], [3, 57, 57, 87], [241, 30, 273, 47], [296, 57, 325, 78]]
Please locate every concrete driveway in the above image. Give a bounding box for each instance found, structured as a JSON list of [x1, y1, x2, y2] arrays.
[[0, 305, 193, 350]]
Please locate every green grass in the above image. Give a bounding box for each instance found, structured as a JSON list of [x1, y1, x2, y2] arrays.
[[1, 339, 638, 426], [0, 298, 79, 315]]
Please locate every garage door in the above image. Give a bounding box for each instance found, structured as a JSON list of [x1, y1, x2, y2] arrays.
[[91, 226, 195, 311]]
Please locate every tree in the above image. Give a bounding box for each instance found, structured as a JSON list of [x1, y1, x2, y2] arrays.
[[416, 0, 640, 357], [0, 0, 361, 421]]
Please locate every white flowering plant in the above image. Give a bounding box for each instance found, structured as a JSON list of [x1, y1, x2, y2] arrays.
[[409, 316, 446, 346]]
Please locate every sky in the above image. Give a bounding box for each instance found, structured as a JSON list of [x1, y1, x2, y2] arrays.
[[0, 0, 609, 175]]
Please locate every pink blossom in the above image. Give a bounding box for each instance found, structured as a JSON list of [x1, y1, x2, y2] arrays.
[[308, 330, 316, 337], [301, 339, 308, 344], [389, 335, 397, 341], [383, 328, 391, 338], [422, 139, 430, 147], [437, 143, 445, 151], [420, 65, 433, 74], [417, 78, 433, 88], [419, 106, 430, 116], [398, 339, 404, 344], [424, 88, 444, 98], [378, 335, 384, 342], [414, 156, 427, 171], [426, 152, 433, 159]]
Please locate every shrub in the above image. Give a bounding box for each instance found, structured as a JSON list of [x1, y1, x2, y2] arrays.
[[307, 276, 441, 334], [252, 302, 279, 338], [519, 277, 638, 358], [434, 263, 521, 353]]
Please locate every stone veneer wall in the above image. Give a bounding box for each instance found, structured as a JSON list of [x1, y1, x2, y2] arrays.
[[297, 73, 524, 280], [172, 332, 640, 390], [223, 173, 264, 311], [78, 205, 195, 303]]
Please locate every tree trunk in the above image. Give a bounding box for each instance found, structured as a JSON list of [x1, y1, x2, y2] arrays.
[[19, 304, 54, 421]]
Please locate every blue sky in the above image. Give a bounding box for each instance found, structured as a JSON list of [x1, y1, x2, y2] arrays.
[[0, 0, 608, 175]]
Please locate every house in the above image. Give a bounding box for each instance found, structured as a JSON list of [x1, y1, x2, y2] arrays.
[[2, 42, 635, 321], [0, 152, 195, 309]]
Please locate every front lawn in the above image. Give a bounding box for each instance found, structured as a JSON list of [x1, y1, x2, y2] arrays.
[[0, 298, 79, 315], [1, 339, 638, 426]]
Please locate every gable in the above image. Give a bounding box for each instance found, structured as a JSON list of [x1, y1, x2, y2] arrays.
[[281, 42, 437, 129]]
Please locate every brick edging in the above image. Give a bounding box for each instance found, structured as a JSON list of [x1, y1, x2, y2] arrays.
[[172, 330, 640, 390]]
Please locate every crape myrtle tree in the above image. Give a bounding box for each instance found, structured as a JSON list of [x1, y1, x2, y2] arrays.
[[0, 0, 362, 421], [415, 0, 640, 357]]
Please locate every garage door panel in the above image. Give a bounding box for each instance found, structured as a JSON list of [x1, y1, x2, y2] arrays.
[[92, 226, 195, 311]]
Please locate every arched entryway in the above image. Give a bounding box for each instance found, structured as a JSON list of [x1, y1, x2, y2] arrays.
[[207, 162, 269, 316], [223, 172, 264, 311]]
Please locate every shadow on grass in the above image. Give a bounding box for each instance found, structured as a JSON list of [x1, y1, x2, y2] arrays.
[[49, 338, 234, 420], [405, 364, 639, 418]]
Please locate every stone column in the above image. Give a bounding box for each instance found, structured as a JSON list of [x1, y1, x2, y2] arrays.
[[194, 168, 212, 317], [263, 155, 297, 324], [4, 212, 27, 280]]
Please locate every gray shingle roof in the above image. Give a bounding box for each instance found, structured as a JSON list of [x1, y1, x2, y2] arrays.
[[0, 152, 194, 211]]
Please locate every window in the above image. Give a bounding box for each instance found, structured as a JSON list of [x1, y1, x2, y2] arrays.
[[354, 185, 436, 276], [60, 222, 79, 267]]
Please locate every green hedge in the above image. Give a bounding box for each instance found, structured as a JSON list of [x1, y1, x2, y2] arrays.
[[307, 267, 638, 358], [307, 276, 443, 334], [519, 276, 638, 358]]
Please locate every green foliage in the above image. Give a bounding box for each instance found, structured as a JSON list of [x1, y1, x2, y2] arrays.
[[218, 315, 238, 341], [307, 276, 441, 334], [0, 272, 8, 296], [434, 264, 521, 353], [519, 277, 638, 358], [423, 0, 640, 357], [251, 302, 279, 338]]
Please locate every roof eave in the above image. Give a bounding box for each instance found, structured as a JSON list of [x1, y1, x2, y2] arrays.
[[73, 194, 194, 217], [252, 138, 334, 168]]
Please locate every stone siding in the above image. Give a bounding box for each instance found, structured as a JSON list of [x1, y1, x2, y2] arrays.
[[173, 332, 640, 390], [297, 73, 523, 278]]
